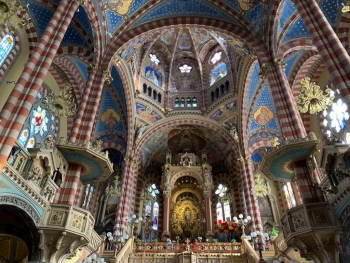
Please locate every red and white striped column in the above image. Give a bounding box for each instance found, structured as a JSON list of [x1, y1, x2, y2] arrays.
[[292, 160, 325, 204], [241, 160, 264, 235], [265, 65, 307, 139], [114, 160, 138, 231], [0, 0, 80, 170], [53, 164, 82, 205], [294, 0, 350, 104]]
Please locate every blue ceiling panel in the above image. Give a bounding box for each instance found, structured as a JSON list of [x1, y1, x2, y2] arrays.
[[246, 62, 261, 112], [66, 56, 88, 82], [282, 17, 309, 43], [61, 24, 90, 48], [244, 3, 264, 33], [74, 6, 94, 41], [24, 1, 53, 38], [319, 0, 345, 30], [284, 50, 307, 79], [111, 66, 127, 114], [130, 0, 238, 29]]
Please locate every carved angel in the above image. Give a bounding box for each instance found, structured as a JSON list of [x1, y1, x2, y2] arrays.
[[221, 122, 239, 141]]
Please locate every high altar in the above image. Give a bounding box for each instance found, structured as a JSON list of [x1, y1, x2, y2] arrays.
[[160, 152, 214, 241]]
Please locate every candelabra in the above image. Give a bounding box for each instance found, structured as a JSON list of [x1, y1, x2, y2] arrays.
[[106, 230, 129, 244], [233, 214, 251, 236], [126, 214, 143, 235], [75, 253, 105, 263]]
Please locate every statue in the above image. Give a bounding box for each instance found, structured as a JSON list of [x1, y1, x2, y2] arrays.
[[221, 122, 239, 142], [203, 168, 212, 183], [185, 208, 191, 224], [164, 168, 170, 183]]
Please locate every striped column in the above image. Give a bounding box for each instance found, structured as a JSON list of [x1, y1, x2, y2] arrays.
[[54, 164, 82, 205], [292, 160, 325, 204], [0, 0, 80, 170], [69, 68, 99, 142], [266, 65, 306, 139], [241, 160, 264, 235], [114, 160, 137, 231], [294, 0, 350, 104]]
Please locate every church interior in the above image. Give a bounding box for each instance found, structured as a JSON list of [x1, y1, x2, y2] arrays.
[[1, 0, 350, 262]]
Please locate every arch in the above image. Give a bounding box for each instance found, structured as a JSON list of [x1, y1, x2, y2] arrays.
[[171, 188, 203, 204], [0, 29, 20, 81], [278, 39, 316, 58], [0, 194, 41, 225], [103, 17, 269, 69], [134, 117, 240, 159], [246, 131, 283, 156], [170, 171, 204, 188]]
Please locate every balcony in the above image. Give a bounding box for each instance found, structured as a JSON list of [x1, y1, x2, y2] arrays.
[[280, 202, 341, 263]]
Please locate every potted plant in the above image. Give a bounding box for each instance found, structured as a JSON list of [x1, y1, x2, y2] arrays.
[[135, 238, 141, 245], [231, 239, 237, 244], [213, 238, 218, 244]]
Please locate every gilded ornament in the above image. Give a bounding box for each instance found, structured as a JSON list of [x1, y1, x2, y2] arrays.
[[251, 171, 271, 197], [42, 82, 78, 117], [0, 0, 30, 30], [106, 174, 123, 197], [296, 77, 334, 114], [271, 137, 280, 147]]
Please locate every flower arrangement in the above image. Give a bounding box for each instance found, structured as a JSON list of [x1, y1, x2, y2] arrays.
[[176, 236, 180, 242]]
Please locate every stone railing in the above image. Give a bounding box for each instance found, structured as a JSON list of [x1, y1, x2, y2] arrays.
[[38, 204, 102, 262], [242, 238, 260, 263], [110, 237, 134, 263], [134, 241, 242, 254]]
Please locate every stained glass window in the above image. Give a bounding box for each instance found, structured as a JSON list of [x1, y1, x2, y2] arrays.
[[17, 86, 58, 148], [210, 51, 222, 64], [179, 64, 192, 73], [149, 53, 160, 65], [82, 184, 94, 210], [0, 34, 14, 66], [329, 99, 349, 133], [215, 184, 232, 224], [282, 182, 296, 209]]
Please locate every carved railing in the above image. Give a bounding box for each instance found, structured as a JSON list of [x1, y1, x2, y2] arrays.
[[135, 242, 242, 254], [271, 231, 288, 255], [242, 239, 260, 263], [280, 202, 341, 262], [38, 204, 102, 262], [109, 237, 134, 263]]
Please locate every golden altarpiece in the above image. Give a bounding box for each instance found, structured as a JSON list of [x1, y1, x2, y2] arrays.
[[160, 152, 215, 241]]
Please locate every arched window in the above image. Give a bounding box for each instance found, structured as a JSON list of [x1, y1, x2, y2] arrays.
[[82, 184, 94, 210], [153, 90, 157, 100], [192, 97, 197, 107], [220, 84, 225, 95], [143, 184, 160, 242], [211, 91, 215, 102], [0, 34, 14, 67], [186, 97, 192, 107], [148, 87, 152, 96], [174, 98, 179, 107], [149, 53, 160, 65], [180, 98, 185, 107], [143, 84, 147, 93], [210, 63, 227, 86], [282, 182, 296, 209], [157, 93, 162, 103], [225, 81, 230, 92], [210, 51, 222, 65], [18, 85, 58, 148], [215, 184, 232, 224], [215, 88, 219, 99]]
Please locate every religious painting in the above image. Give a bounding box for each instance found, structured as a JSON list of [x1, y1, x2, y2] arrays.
[[121, 34, 150, 61], [136, 103, 162, 123], [210, 100, 237, 122], [178, 30, 191, 50], [103, 0, 134, 17], [191, 28, 211, 46], [210, 63, 227, 85], [160, 28, 176, 45], [253, 106, 274, 127], [101, 109, 120, 130], [258, 196, 273, 217], [144, 131, 167, 152], [145, 66, 161, 87]]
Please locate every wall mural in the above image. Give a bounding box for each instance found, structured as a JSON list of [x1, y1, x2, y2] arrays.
[[258, 196, 273, 217], [210, 63, 227, 86], [145, 66, 161, 87], [136, 103, 162, 123], [210, 100, 237, 122], [100, 109, 120, 131], [103, 0, 134, 17], [253, 106, 274, 128]]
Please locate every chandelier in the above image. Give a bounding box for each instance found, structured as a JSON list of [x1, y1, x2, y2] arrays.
[[215, 184, 234, 204], [296, 77, 334, 114], [251, 171, 271, 197], [0, 0, 30, 30], [42, 82, 78, 117], [106, 174, 122, 197]]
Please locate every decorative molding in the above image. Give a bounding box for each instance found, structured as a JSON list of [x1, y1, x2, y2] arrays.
[[0, 195, 41, 224]]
